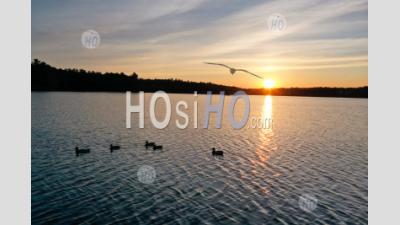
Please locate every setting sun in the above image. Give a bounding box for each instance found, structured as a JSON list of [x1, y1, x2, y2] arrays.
[[263, 79, 276, 89]]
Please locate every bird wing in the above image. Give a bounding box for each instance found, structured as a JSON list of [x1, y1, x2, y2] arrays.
[[204, 62, 232, 69], [236, 69, 264, 79]]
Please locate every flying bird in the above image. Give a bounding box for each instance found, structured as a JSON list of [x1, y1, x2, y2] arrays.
[[204, 62, 264, 79]]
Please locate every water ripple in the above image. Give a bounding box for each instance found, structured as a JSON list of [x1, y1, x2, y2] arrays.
[[32, 93, 367, 225]]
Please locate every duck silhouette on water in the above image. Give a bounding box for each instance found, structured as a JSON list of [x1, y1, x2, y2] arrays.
[[75, 147, 90, 156], [145, 141, 155, 149], [153, 145, 163, 150], [145, 141, 162, 150], [110, 144, 121, 152], [212, 147, 223, 156]]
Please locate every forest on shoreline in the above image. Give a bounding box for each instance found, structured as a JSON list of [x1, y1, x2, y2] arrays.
[[32, 59, 368, 98]]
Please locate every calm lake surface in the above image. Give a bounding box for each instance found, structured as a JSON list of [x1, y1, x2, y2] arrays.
[[32, 92, 367, 225]]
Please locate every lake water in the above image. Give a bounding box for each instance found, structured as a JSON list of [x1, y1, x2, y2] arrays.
[[32, 92, 367, 224]]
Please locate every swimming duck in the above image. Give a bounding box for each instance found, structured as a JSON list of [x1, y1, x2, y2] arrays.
[[75, 147, 90, 155], [153, 145, 163, 150], [211, 148, 223, 156], [145, 141, 155, 148], [110, 144, 121, 152]]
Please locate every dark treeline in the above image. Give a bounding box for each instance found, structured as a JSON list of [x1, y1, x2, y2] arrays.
[[32, 59, 367, 98], [247, 87, 368, 98]]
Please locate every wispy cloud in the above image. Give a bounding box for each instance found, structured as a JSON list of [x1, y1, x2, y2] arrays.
[[32, 0, 368, 87]]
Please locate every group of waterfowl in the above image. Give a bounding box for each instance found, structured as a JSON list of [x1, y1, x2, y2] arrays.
[[74, 140, 162, 156], [75, 144, 121, 156], [75, 141, 224, 157], [144, 141, 163, 150]]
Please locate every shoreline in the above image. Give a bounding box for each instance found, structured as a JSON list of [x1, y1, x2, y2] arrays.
[[31, 90, 368, 99]]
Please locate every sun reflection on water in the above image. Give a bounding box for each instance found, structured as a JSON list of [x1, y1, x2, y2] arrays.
[[254, 95, 275, 163], [262, 95, 273, 124]]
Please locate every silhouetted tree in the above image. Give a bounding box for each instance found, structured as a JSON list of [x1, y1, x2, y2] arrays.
[[130, 72, 139, 80]]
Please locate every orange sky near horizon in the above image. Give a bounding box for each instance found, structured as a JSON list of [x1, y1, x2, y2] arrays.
[[33, 0, 368, 89]]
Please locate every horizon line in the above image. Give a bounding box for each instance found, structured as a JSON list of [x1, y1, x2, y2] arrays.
[[31, 59, 368, 89]]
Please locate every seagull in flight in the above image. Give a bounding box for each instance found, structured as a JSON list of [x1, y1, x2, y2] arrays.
[[204, 62, 264, 80]]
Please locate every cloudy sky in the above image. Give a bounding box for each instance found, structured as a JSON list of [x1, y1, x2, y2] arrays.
[[32, 0, 368, 88]]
